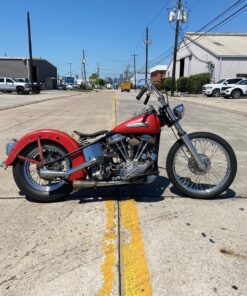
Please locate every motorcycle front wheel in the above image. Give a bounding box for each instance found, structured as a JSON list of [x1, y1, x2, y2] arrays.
[[13, 141, 73, 202], [166, 132, 237, 199]]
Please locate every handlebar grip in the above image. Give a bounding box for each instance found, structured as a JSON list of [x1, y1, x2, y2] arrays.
[[136, 87, 147, 100], [143, 93, 150, 105]]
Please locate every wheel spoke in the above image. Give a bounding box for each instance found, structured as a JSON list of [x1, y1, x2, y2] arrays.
[[173, 137, 231, 195]]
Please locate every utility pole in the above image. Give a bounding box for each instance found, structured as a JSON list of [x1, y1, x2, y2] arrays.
[[83, 50, 87, 82], [144, 27, 151, 84], [169, 0, 188, 96], [68, 62, 72, 77], [131, 54, 138, 89], [27, 12, 34, 93], [96, 63, 100, 77]]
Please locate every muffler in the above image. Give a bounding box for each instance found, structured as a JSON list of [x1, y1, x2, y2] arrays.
[[72, 175, 157, 190], [73, 180, 130, 190], [39, 158, 98, 180]]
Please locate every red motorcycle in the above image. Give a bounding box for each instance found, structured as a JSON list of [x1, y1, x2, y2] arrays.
[[2, 84, 237, 202]]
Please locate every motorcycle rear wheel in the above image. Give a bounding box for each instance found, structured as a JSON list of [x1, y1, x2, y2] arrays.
[[13, 141, 72, 202], [166, 132, 237, 199]]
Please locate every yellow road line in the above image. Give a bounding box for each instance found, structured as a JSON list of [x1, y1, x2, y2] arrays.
[[98, 201, 117, 296], [121, 200, 152, 296], [98, 92, 152, 295], [98, 93, 118, 296]]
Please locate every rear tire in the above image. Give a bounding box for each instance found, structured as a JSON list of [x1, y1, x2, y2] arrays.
[[16, 87, 24, 95], [231, 90, 241, 99], [13, 142, 73, 202], [166, 132, 237, 199]]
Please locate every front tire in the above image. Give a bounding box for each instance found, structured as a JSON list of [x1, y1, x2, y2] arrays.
[[13, 142, 72, 202], [212, 89, 220, 97], [166, 132, 237, 199]]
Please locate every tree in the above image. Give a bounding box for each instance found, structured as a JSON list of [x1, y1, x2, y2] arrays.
[[89, 73, 99, 85], [98, 79, 106, 87]]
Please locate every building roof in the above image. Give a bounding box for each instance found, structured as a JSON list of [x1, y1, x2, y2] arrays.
[[0, 56, 56, 68], [185, 32, 247, 57], [150, 65, 168, 73]]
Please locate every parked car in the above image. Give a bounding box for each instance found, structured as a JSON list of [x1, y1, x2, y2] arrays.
[[0, 77, 31, 94], [221, 79, 247, 99], [14, 78, 41, 94], [66, 83, 77, 90], [202, 78, 243, 97], [57, 84, 67, 90]]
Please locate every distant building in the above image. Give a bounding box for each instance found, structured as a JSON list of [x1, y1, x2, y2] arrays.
[[150, 65, 167, 84], [167, 32, 247, 82], [0, 57, 57, 89]]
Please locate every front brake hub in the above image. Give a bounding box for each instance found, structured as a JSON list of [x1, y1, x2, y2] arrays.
[[188, 154, 211, 175]]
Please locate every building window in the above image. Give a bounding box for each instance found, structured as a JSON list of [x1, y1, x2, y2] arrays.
[[237, 73, 247, 78]]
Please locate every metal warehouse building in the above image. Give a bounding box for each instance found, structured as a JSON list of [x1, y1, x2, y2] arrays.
[[0, 57, 57, 89], [167, 32, 247, 82]]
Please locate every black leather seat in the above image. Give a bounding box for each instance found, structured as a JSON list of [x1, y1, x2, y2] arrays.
[[73, 130, 108, 138]]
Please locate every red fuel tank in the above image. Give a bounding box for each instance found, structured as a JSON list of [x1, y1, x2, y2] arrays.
[[113, 113, 161, 134]]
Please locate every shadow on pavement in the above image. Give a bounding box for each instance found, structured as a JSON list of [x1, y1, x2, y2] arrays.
[[63, 176, 170, 204]]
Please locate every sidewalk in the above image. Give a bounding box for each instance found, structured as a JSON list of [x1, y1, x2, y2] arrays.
[[0, 90, 80, 111], [174, 95, 247, 116]]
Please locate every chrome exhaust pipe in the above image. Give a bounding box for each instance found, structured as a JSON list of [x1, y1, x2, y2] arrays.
[[39, 158, 98, 180], [73, 180, 130, 190], [73, 175, 157, 190]]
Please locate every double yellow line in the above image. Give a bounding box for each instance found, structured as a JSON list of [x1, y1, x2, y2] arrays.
[[98, 93, 152, 295]]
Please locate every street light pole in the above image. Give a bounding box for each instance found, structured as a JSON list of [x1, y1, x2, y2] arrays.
[[131, 54, 138, 89]]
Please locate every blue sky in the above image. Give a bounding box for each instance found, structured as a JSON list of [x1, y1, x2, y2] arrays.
[[1, 0, 246, 79]]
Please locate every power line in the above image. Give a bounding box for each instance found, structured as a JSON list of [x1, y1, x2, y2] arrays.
[[138, 1, 247, 71], [147, 0, 171, 27]]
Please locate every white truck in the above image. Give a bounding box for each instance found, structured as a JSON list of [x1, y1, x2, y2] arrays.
[[221, 79, 247, 99], [0, 77, 31, 94], [106, 83, 112, 90], [202, 78, 243, 97]]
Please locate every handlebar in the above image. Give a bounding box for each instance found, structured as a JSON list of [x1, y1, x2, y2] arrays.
[[136, 87, 148, 100], [136, 84, 167, 107]]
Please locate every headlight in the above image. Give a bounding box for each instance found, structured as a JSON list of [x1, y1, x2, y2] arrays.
[[6, 143, 15, 155], [173, 104, 185, 120], [206, 86, 212, 89]]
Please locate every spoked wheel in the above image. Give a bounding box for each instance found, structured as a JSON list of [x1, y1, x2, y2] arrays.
[[166, 132, 237, 198], [13, 141, 72, 202]]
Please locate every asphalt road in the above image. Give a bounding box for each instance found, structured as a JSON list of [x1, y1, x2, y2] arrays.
[[0, 90, 246, 296]]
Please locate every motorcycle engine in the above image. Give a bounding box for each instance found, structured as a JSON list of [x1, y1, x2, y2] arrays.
[[106, 134, 158, 181]]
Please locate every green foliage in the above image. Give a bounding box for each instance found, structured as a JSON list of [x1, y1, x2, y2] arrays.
[[163, 77, 173, 91], [98, 78, 106, 87], [79, 83, 87, 90], [176, 77, 189, 92], [89, 73, 99, 82], [187, 73, 210, 94]]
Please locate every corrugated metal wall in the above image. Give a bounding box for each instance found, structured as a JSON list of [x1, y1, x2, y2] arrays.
[[0, 59, 28, 78], [0, 58, 57, 89]]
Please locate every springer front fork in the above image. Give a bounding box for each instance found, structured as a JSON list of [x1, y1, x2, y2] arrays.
[[168, 108, 206, 171]]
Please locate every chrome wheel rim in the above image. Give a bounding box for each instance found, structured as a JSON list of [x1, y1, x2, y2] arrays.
[[23, 145, 70, 192], [173, 138, 231, 195]]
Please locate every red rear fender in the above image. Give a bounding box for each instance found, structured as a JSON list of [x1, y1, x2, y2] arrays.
[[4, 129, 86, 181]]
